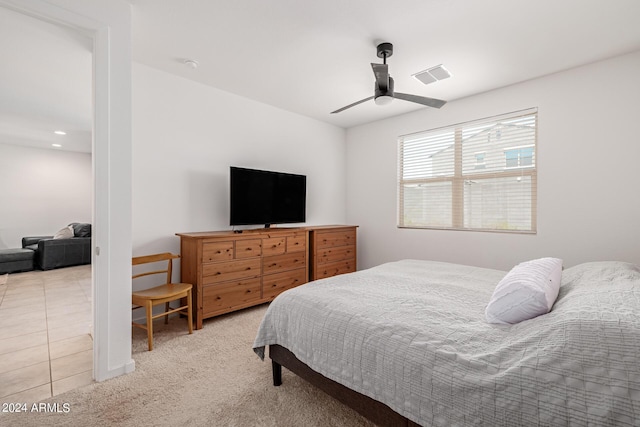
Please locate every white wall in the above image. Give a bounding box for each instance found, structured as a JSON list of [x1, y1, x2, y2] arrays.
[[347, 51, 640, 271], [0, 142, 91, 248], [132, 63, 347, 263]]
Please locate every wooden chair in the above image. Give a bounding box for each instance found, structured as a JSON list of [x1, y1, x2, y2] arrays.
[[132, 253, 193, 351]]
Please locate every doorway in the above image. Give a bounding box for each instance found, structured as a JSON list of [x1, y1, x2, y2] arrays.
[[0, 0, 134, 388], [0, 6, 94, 401]]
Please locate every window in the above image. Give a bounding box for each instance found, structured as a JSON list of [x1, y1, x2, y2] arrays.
[[474, 152, 486, 169], [505, 146, 534, 168], [398, 108, 537, 233]]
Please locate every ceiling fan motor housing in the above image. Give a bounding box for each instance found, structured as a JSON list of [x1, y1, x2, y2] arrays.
[[375, 76, 394, 98]]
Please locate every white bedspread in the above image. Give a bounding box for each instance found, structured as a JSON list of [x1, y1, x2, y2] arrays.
[[253, 259, 640, 426]]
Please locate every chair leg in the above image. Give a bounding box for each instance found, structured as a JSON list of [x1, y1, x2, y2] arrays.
[[187, 289, 193, 335], [146, 300, 154, 351], [164, 301, 170, 324]]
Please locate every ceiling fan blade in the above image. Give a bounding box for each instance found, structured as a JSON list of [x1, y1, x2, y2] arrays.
[[371, 63, 389, 91], [331, 96, 374, 114], [393, 92, 447, 109]]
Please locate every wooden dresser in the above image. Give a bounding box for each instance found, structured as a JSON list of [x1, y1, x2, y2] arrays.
[[308, 225, 358, 281], [177, 228, 308, 329]]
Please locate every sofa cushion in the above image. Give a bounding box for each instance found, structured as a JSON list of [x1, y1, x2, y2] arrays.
[[0, 248, 35, 262], [69, 223, 91, 238]]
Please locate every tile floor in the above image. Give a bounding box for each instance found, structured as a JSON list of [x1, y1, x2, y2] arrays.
[[0, 265, 93, 405]]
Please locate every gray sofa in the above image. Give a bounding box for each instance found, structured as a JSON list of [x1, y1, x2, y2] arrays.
[[22, 223, 92, 270]]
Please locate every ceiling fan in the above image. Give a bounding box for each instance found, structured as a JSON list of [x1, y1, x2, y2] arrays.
[[331, 42, 447, 114]]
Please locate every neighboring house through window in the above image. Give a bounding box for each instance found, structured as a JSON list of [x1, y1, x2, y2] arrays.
[[505, 146, 534, 168], [398, 108, 538, 232], [474, 152, 486, 169]]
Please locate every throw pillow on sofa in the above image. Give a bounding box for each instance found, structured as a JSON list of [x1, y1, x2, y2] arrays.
[[53, 226, 74, 239]]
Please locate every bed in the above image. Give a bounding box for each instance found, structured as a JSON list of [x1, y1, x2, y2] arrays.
[[253, 259, 640, 426]]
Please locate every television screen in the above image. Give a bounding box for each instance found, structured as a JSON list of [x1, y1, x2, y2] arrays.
[[230, 167, 306, 227]]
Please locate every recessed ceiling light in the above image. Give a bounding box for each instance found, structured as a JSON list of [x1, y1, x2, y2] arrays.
[[183, 59, 199, 69], [52, 143, 62, 148], [54, 130, 67, 135]]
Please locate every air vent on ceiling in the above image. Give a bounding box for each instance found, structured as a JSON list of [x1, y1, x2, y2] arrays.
[[412, 64, 451, 86]]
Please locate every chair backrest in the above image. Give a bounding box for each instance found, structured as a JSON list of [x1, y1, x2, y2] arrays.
[[132, 253, 180, 285]]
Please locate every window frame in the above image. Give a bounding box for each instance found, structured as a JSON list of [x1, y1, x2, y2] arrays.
[[398, 108, 538, 233]]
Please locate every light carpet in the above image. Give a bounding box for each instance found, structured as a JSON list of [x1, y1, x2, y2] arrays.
[[0, 273, 8, 285], [0, 304, 374, 427]]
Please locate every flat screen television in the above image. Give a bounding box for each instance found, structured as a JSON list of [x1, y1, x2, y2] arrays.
[[230, 166, 306, 228]]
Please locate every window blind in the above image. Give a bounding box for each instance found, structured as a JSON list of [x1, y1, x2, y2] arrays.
[[398, 108, 537, 233]]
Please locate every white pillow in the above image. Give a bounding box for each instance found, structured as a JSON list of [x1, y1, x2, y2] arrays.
[[53, 226, 74, 239], [485, 257, 563, 324]]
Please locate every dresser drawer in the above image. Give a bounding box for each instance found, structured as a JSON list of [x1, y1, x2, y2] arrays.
[[286, 234, 306, 252], [263, 252, 306, 274], [314, 259, 356, 280], [262, 237, 286, 256], [202, 278, 261, 316], [202, 258, 261, 284], [235, 238, 262, 259], [202, 241, 233, 262], [315, 229, 356, 249], [263, 268, 307, 300], [316, 245, 355, 265]]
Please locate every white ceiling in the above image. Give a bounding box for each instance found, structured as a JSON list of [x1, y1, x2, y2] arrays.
[[131, 0, 640, 128], [3, 0, 640, 153], [0, 6, 92, 153]]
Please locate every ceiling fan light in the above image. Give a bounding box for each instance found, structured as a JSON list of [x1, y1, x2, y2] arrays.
[[374, 95, 394, 106]]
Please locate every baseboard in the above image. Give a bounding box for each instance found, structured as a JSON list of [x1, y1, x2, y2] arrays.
[[94, 358, 135, 382]]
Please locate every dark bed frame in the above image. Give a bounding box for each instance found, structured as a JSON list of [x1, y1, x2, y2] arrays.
[[269, 344, 420, 427]]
